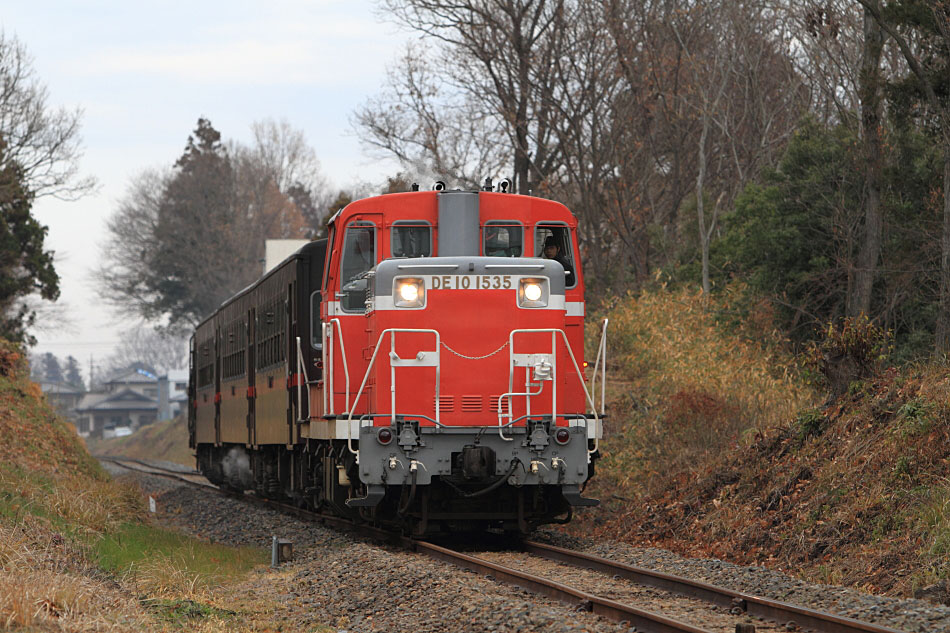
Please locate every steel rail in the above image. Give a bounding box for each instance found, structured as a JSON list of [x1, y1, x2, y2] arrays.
[[96, 456, 409, 546], [98, 456, 712, 632], [415, 540, 715, 633], [522, 540, 905, 633], [96, 455, 215, 487], [99, 457, 908, 633]]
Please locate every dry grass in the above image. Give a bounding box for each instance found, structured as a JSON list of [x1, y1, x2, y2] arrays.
[[0, 467, 145, 537], [0, 339, 279, 631], [0, 519, 153, 631], [595, 285, 816, 492]]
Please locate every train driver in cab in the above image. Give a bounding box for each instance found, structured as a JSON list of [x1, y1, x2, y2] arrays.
[[542, 235, 574, 287]]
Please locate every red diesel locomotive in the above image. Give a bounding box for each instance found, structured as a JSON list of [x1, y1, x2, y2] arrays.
[[189, 185, 607, 534]]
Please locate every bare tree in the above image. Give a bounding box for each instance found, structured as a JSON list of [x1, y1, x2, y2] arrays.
[[849, 5, 886, 317], [364, 0, 569, 193], [605, 0, 805, 294], [355, 43, 509, 188], [787, 1, 863, 124], [0, 31, 94, 199], [103, 324, 188, 375], [97, 168, 167, 320], [247, 118, 331, 228]]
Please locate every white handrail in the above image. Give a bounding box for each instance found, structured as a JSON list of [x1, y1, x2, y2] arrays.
[[329, 318, 350, 415], [501, 328, 599, 441], [321, 322, 329, 415], [600, 318, 608, 416], [345, 328, 441, 460], [295, 336, 311, 422], [590, 318, 609, 415], [496, 382, 544, 441]]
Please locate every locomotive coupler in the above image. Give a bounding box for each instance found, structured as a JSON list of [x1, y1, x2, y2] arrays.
[[459, 445, 496, 479]]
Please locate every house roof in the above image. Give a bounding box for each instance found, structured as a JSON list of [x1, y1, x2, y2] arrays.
[[76, 392, 110, 410], [76, 388, 157, 413], [104, 367, 157, 385], [40, 381, 83, 395]]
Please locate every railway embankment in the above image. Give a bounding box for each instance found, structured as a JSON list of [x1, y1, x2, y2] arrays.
[[89, 414, 192, 467], [0, 338, 272, 631], [582, 287, 950, 602], [115, 457, 950, 632]]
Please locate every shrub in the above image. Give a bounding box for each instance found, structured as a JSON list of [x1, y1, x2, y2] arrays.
[[594, 286, 816, 493], [795, 408, 825, 443], [802, 315, 892, 395]]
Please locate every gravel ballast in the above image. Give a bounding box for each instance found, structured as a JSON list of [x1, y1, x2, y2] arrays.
[[107, 462, 950, 633], [534, 530, 950, 633], [148, 480, 633, 632]]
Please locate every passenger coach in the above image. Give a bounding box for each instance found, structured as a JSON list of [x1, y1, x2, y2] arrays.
[[189, 185, 608, 534]]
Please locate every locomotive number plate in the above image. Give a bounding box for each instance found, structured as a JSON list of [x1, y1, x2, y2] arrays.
[[430, 275, 513, 290]]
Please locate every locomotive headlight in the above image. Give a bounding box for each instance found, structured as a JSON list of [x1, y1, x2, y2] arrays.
[[524, 282, 542, 302], [399, 282, 419, 302], [518, 278, 548, 308], [394, 277, 425, 308]]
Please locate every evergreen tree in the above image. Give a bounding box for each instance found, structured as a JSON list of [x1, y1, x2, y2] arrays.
[[64, 355, 83, 390], [142, 118, 239, 327], [0, 138, 59, 345], [41, 352, 63, 383]]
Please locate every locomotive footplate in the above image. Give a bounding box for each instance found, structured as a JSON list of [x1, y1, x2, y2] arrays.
[[348, 421, 599, 508]]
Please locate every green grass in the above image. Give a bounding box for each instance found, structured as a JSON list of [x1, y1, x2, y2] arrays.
[[141, 598, 237, 628], [0, 465, 75, 533], [95, 523, 267, 589]]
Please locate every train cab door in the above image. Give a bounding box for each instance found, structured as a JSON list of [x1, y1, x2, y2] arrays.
[[246, 307, 256, 447], [331, 216, 380, 414]]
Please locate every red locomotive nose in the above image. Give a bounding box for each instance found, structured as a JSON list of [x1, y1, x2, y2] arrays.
[[555, 428, 570, 445], [377, 428, 394, 445]]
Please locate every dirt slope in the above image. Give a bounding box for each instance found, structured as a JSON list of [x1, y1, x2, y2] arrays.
[[581, 310, 950, 599], [90, 415, 193, 467]]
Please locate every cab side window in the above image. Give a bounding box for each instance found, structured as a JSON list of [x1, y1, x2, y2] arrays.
[[536, 224, 576, 288], [391, 221, 431, 258], [483, 220, 523, 257], [340, 222, 375, 312]]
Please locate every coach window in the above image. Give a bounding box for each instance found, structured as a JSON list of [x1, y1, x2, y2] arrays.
[[535, 223, 576, 288], [483, 220, 523, 257], [391, 221, 431, 258], [310, 291, 323, 349], [339, 221, 376, 312]]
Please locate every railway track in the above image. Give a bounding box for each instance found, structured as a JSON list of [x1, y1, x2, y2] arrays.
[[99, 456, 908, 633]]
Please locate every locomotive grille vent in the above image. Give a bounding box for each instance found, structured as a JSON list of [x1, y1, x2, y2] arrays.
[[489, 396, 510, 414], [461, 395, 482, 412], [435, 395, 455, 412]]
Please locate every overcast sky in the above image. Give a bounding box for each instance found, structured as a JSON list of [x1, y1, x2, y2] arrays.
[[4, 0, 407, 380]]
